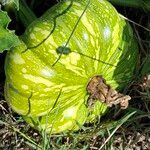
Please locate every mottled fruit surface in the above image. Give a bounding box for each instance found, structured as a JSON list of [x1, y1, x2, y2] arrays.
[[5, 0, 138, 133]]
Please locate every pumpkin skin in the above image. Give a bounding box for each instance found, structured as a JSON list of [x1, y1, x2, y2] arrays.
[[5, 0, 138, 133]]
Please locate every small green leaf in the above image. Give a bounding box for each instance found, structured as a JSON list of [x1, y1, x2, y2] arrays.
[[0, 9, 11, 27], [0, 10, 20, 52], [0, 0, 19, 10]]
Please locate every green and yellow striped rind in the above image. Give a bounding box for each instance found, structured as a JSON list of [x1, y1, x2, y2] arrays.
[[5, 0, 138, 133]]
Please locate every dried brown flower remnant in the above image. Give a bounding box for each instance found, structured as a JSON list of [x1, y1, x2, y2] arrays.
[[87, 76, 131, 109]]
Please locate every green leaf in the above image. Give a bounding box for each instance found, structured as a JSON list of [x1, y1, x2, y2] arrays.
[[0, 0, 19, 10], [0, 10, 20, 52], [141, 55, 150, 77]]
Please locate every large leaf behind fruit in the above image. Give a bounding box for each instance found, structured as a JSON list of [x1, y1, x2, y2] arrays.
[[0, 10, 20, 52]]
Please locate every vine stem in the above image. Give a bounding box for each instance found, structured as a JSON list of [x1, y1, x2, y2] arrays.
[[18, 0, 37, 27], [4, 0, 37, 27]]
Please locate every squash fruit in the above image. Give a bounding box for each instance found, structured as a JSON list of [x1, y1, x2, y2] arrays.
[[5, 0, 138, 133]]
